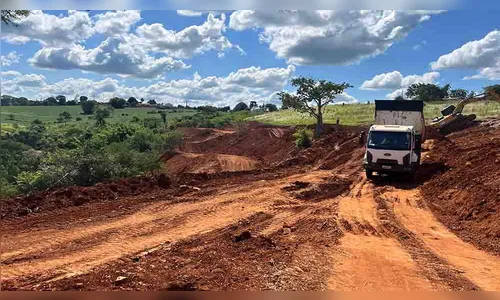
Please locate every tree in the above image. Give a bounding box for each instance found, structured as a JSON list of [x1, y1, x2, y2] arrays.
[[249, 101, 258, 110], [45, 97, 58, 106], [79, 95, 89, 102], [1, 10, 30, 25], [484, 84, 500, 95], [394, 95, 406, 101], [147, 99, 157, 105], [66, 100, 77, 106], [109, 97, 127, 109], [140, 98, 145, 103], [278, 77, 352, 137], [56, 95, 67, 105], [81, 100, 96, 115], [160, 111, 167, 124], [264, 103, 278, 112], [467, 91, 476, 98], [95, 107, 111, 127], [405, 83, 450, 101], [56, 111, 72, 123], [449, 89, 468, 99], [127, 97, 139, 107], [233, 102, 249, 112], [219, 106, 231, 112]]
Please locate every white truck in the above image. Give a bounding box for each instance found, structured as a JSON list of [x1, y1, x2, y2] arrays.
[[363, 100, 425, 179]]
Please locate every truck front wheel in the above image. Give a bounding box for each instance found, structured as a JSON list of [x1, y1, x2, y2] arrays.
[[366, 169, 374, 179]]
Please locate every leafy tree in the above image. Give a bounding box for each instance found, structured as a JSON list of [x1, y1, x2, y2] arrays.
[[394, 95, 406, 100], [109, 97, 127, 109], [249, 101, 258, 110], [160, 111, 167, 124], [81, 100, 96, 115], [79, 95, 89, 102], [264, 103, 278, 112], [57, 111, 72, 123], [147, 99, 157, 105], [278, 77, 352, 137], [449, 89, 468, 99], [95, 108, 109, 127], [66, 100, 77, 106], [219, 106, 231, 112], [45, 97, 58, 106], [405, 83, 450, 101], [56, 95, 67, 105], [484, 84, 500, 95], [233, 102, 249, 111], [1, 10, 30, 25], [127, 97, 139, 107]]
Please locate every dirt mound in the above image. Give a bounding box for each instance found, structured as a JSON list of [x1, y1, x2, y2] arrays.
[[422, 124, 500, 254], [166, 153, 260, 175], [180, 122, 297, 165], [1, 174, 171, 219]]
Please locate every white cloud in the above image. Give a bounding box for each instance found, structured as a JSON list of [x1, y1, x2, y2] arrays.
[[229, 10, 440, 65], [361, 70, 440, 90], [431, 30, 500, 80], [135, 13, 237, 59], [177, 10, 204, 17], [1, 10, 94, 46], [386, 88, 407, 99], [94, 10, 141, 36], [2, 66, 295, 107], [29, 37, 189, 79], [1, 51, 22, 66], [1, 72, 46, 96]]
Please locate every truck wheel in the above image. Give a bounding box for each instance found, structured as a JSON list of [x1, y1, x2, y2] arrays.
[[366, 169, 374, 179]]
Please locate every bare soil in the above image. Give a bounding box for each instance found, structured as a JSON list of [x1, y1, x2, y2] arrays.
[[1, 121, 499, 291]]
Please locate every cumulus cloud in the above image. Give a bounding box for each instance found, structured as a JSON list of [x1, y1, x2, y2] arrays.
[[2, 66, 295, 107], [385, 88, 407, 99], [1, 10, 94, 46], [176, 10, 225, 17], [431, 30, 500, 80], [29, 37, 189, 79], [229, 10, 441, 65], [361, 70, 440, 90], [94, 10, 141, 36], [135, 13, 237, 58], [1, 72, 47, 95], [1, 51, 22, 66]]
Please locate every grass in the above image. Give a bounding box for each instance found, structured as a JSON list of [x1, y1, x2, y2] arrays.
[[250, 100, 500, 126], [0, 105, 198, 132]]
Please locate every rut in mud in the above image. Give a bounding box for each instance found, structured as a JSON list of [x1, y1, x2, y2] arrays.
[[1, 121, 500, 291]]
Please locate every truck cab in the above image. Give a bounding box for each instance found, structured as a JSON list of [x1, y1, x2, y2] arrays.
[[363, 125, 420, 178], [364, 100, 425, 179]]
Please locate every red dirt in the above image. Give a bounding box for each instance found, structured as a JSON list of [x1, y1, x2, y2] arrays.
[[2, 121, 500, 291], [421, 122, 500, 255]]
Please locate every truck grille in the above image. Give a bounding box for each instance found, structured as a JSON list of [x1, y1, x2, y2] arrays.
[[376, 159, 398, 165]]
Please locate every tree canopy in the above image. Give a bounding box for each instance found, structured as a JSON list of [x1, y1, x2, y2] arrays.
[[109, 97, 127, 109], [1, 10, 30, 25], [233, 102, 249, 111], [405, 83, 450, 101], [279, 77, 352, 136]]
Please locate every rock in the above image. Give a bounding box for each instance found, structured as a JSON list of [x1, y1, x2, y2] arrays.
[[157, 173, 171, 188], [465, 161, 472, 166], [282, 227, 292, 235], [234, 230, 252, 242], [115, 276, 128, 284]]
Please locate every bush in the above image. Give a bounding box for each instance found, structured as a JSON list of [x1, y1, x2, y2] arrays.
[[293, 128, 313, 148], [81, 100, 96, 115]]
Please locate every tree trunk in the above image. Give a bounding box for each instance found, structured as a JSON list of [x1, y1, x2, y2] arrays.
[[316, 106, 323, 138]]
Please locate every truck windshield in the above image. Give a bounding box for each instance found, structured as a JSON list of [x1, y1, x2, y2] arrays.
[[367, 131, 411, 151]]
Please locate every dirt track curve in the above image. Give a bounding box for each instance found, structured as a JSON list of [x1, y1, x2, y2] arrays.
[[1, 124, 499, 291]]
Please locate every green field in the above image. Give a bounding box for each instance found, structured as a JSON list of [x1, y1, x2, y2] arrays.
[[0, 105, 197, 132], [250, 100, 500, 126]]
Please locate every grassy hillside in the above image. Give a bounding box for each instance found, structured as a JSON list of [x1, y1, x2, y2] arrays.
[[0, 105, 197, 132], [250, 100, 500, 126]]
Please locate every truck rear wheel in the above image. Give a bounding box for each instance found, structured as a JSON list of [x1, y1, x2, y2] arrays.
[[366, 169, 374, 179]]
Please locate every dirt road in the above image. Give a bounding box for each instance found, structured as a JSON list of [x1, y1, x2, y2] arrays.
[[1, 124, 499, 291]]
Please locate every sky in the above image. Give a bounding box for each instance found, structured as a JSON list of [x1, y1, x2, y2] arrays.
[[0, 10, 499, 107]]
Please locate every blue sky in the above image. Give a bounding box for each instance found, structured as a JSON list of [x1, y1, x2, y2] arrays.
[[1, 10, 499, 107]]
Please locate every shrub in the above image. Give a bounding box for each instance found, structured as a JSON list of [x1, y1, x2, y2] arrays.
[[293, 128, 313, 148], [81, 100, 96, 115]]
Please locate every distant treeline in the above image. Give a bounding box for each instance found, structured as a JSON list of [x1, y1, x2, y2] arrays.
[[0, 95, 278, 112]]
